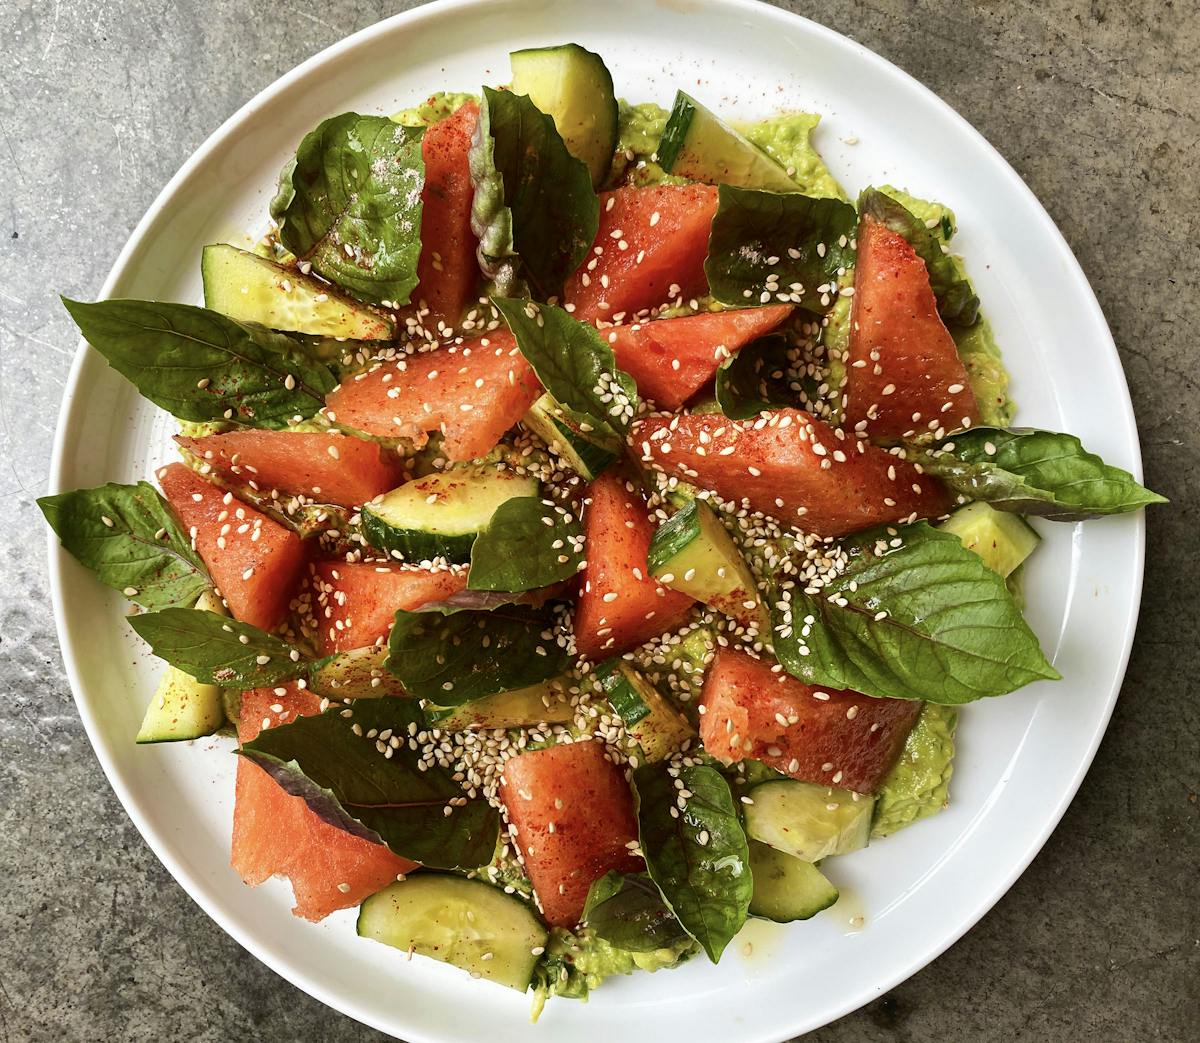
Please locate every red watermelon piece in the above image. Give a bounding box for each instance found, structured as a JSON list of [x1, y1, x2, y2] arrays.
[[698, 648, 920, 793], [322, 330, 542, 462], [176, 430, 403, 508], [605, 304, 793, 409], [564, 184, 718, 324], [232, 685, 418, 921], [158, 462, 305, 631], [844, 215, 980, 441], [499, 740, 642, 927], [574, 472, 695, 660], [631, 408, 952, 538], [309, 560, 468, 654]]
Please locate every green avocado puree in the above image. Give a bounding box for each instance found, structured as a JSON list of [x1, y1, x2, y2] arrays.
[[872, 703, 958, 837]]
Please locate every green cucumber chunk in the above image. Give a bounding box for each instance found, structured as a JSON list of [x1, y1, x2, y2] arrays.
[[358, 874, 547, 990], [310, 646, 407, 700], [522, 393, 616, 480], [743, 779, 873, 862], [938, 501, 1039, 578], [595, 659, 695, 763], [425, 677, 575, 730], [201, 244, 394, 341], [509, 43, 618, 189], [748, 840, 839, 922]]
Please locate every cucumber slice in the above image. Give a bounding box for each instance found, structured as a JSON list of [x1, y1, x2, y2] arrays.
[[596, 659, 695, 763], [358, 874, 547, 990], [658, 91, 798, 192], [201, 244, 393, 341], [425, 677, 575, 730], [938, 501, 1040, 578], [310, 646, 407, 700], [748, 840, 839, 922], [743, 779, 874, 863], [647, 499, 765, 632], [361, 467, 540, 562], [510, 43, 618, 189], [522, 393, 616, 480]]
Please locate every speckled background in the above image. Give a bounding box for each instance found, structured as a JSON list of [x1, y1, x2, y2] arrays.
[[1, 1, 1196, 1040]]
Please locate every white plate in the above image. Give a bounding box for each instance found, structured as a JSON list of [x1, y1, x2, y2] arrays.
[[46, 1, 1146, 1040]]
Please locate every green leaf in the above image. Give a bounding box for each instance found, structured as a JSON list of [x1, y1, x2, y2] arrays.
[[128, 609, 313, 687], [858, 187, 979, 328], [493, 297, 638, 449], [582, 871, 691, 953], [385, 603, 572, 704], [469, 87, 599, 301], [703, 185, 857, 312], [913, 427, 1167, 521], [241, 698, 499, 869], [62, 298, 337, 428], [632, 761, 752, 963], [771, 522, 1060, 704], [714, 333, 797, 420], [273, 113, 425, 306], [467, 495, 585, 592], [39, 482, 209, 610]]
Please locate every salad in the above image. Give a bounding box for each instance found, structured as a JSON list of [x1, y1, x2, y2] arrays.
[[42, 43, 1164, 1015]]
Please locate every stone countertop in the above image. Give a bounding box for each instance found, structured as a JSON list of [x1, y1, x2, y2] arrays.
[[0, 1, 1195, 1040]]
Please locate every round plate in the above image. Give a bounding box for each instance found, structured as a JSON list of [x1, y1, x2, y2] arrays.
[[46, 1, 1146, 1040]]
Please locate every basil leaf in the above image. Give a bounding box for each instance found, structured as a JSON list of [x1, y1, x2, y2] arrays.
[[39, 482, 209, 610], [858, 187, 979, 328], [913, 427, 1167, 521], [385, 603, 571, 704], [62, 298, 337, 428], [467, 496, 584, 592], [494, 297, 638, 449], [273, 113, 425, 306], [771, 522, 1060, 703], [241, 698, 499, 869], [632, 761, 752, 963], [582, 871, 691, 953], [714, 334, 797, 420], [469, 87, 599, 301], [704, 185, 857, 312], [410, 584, 569, 615], [128, 609, 313, 687]]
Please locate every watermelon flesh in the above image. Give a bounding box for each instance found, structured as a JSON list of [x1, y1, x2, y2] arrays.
[[844, 215, 980, 442], [158, 462, 306, 631], [575, 472, 695, 660], [176, 430, 403, 508], [564, 184, 718, 324], [499, 740, 642, 927], [606, 304, 792, 410], [232, 685, 418, 921], [698, 648, 920, 793], [631, 408, 953, 538], [322, 330, 542, 462]]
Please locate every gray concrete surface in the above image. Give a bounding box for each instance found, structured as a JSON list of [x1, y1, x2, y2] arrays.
[[1, 1, 1196, 1040]]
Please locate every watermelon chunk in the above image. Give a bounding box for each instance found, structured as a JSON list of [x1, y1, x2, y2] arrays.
[[232, 685, 417, 921], [631, 408, 952, 538], [575, 473, 695, 660], [158, 462, 305, 631], [564, 184, 718, 324], [698, 648, 920, 793], [176, 430, 403, 508], [499, 740, 642, 927], [308, 560, 468, 654], [606, 305, 792, 410], [323, 330, 542, 462], [844, 215, 980, 441]]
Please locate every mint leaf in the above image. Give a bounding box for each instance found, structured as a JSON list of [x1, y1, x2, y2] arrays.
[[62, 298, 337, 428], [913, 427, 1167, 521], [128, 609, 313, 687], [714, 333, 796, 420], [467, 496, 584, 592], [632, 762, 752, 963], [582, 871, 690, 953], [494, 297, 638, 449], [39, 482, 209, 610], [274, 113, 425, 306], [858, 187, 979, 328], [771, 522, 1060, 703], [704, 186, 857, 312], [241, 698, 499, 869], [385, 603, 571, 704], [469, 87, 599, 301]]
